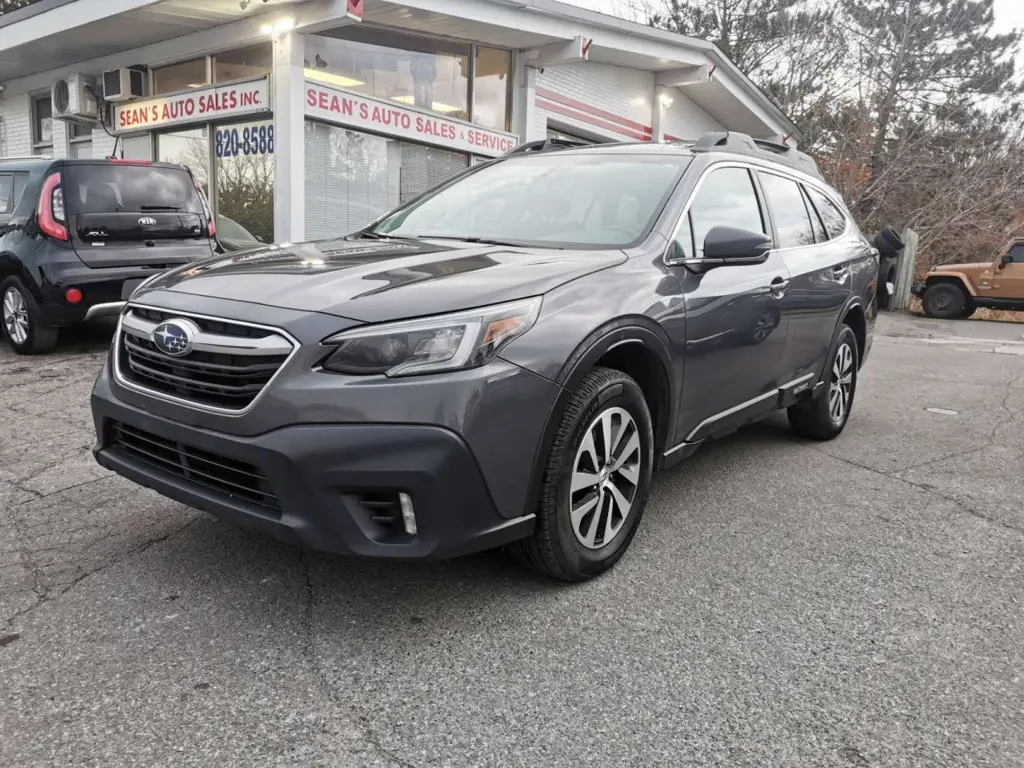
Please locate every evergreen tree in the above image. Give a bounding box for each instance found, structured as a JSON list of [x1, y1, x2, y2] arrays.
[[844, 0, 1022, 189]]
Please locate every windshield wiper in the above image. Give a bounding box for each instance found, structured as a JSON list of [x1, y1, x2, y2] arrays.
[[358, 231, 403, 240], [418, 235, 558, 249]]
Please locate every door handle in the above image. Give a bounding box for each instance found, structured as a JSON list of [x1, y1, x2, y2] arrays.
[[831, 264, 850, 281], [770, 277, 790, 295]]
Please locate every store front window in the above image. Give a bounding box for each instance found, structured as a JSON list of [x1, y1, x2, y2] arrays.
[[307, 27, 474, 122], [473, 48, 512, 131], [152, 58, 208, 95], [305, 120, 469, 240], [214, 118, 275, 248], [214, 45, 273, 83], [155, 126, 210, 219]]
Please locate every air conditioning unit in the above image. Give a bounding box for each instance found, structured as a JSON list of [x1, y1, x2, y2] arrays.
[[102, 67, 146, 103], [51, 74, 99, 123]]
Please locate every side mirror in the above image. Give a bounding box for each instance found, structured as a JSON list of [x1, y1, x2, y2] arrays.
[[702, 226, 773, 266]]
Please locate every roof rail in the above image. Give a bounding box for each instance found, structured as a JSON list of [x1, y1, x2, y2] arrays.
[[0, 155, 53, 161], [691, 131, 822, 179], [504, 138, 588, 156]]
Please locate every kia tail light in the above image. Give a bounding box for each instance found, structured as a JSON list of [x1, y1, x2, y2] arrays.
[[38, 172, 68, 241]]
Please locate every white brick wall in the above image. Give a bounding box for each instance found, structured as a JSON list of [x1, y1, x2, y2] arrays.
[[0, 92, 120, 159], [92, 126, 117, 159], [51, 117, 68, 159], [530, 61, 723, 143], [0, 95, 33, 158], [534, 62, 654, 142], [662, 91, 723, 141]]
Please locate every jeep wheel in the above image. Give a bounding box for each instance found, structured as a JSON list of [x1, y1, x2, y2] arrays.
[[1, 277, 59, 355], [922, 282, 966, 320], [510, 367, 654, 581], [788, 324, 858, 441]]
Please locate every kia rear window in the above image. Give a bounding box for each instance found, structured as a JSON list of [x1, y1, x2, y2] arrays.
[[63, 164, 204, 215]]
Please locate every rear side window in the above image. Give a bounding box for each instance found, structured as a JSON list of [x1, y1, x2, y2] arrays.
[[12, 174, 28, 211], [805, 187, 847, 240], [688, 167, 765, 258], [62, 164, 204, 216], [759, 172, 815, 248], [802, 187, 828, 243], [0, 174, 13, 213]]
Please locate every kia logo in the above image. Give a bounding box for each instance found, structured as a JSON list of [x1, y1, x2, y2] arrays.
[[138, 216, 157, 227]]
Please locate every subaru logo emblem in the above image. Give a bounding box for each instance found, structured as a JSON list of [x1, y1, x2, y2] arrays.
[[151, 319, 198, 357], [138, 216, 157, 227]]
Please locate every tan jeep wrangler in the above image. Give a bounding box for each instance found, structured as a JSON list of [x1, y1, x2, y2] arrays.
[[913, 238, 1024, 319]]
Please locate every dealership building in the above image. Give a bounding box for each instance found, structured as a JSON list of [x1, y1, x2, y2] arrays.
[[0, 0, 798, 245]]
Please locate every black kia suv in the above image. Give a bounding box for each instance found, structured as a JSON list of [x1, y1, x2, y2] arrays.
[[0, 157, 216, 354]]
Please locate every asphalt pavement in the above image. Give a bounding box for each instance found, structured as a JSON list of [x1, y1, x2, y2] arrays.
[[1, 313, 1022, 767]]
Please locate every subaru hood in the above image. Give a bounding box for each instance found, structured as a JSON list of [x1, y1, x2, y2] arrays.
[[134, 237, 627, 323]]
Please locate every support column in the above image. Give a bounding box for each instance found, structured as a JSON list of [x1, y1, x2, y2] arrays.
[[511, 53, 539, 143], [652, 85, 672, 142], [273, 31, 305, 244]]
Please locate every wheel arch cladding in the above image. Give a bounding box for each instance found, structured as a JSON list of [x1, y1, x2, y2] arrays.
[[524, 321, 676, 517], [926, 273, 974, 296], [843, 303, 867, 368], [0, 257, 42, 302]]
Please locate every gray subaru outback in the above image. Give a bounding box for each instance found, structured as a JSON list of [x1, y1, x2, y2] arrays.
[[90, 132, 877, 581]]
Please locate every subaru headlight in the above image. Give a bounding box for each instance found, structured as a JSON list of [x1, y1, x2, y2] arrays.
[[320, 297, 542, 377]]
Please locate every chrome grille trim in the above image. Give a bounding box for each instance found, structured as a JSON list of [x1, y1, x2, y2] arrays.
[[112, 303, 301, 417], [121, 309, 293, 356]]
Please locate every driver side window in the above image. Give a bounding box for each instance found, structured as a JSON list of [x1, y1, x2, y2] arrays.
[[672, 167, 765, 260], [1007, 244, 1024, 263]]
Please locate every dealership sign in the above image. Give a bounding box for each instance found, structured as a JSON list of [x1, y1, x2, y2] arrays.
[[114, 77, 271, 133], [304, 81, 519, 157]]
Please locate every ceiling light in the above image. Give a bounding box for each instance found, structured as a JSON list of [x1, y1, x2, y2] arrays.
[[304, 69, 365, 88], [391, 95, 462, 114]]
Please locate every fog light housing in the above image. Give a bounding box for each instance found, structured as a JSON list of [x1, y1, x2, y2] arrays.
[[399, 492, 417, 535]]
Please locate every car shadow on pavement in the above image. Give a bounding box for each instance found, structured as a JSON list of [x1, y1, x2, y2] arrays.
[[54, 319, 118, 353], [136, 413, 805, 629]]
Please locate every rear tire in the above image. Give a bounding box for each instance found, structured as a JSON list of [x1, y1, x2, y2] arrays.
[[788, 324, 858, 441], [922, 282, 967, 319], [510, 367, 654, 581], [1, 277, 59, 355], [960, 304, 977, 319]]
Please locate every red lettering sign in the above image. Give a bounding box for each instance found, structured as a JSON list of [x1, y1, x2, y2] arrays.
[[305, 82, 518, 157], [113, 78, 269, 133]]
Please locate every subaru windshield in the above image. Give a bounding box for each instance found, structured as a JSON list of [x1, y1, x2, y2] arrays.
[[368, 153, 691, 249]]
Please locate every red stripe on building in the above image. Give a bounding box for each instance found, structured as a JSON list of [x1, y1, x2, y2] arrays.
[[536, 99, 651, 141], [535, 87, 652, 136]]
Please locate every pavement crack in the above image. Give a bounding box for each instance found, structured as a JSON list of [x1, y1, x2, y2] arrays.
[[809, 447, 1024, 537], [298, 550, 420, 768], [2, 518, 199, 632]]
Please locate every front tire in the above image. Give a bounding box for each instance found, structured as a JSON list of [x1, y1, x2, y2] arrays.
[[2, 277, 59, 355], [922, 282, 966, 319], [788, 324, 858, 441], [511, 367, 654, 581]]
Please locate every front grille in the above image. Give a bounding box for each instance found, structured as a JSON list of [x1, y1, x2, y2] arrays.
[[116, 307, 294, 411], [130, 307, 268, 339], [109, 421, 281, 515]]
